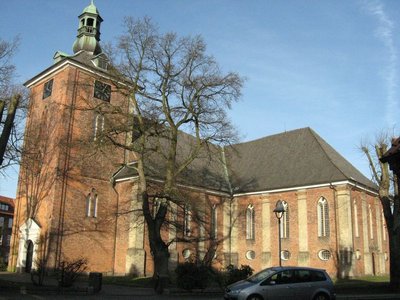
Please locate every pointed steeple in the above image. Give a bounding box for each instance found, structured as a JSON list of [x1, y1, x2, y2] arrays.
[[72, 0, 103, 55]]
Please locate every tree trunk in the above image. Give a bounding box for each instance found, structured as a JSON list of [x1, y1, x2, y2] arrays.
[[0, 99, 5, 122], [389, 229, 400, 290], [0, 94, 20, 166], [153, 243, 170, 294], [141, 191, 170, 294]]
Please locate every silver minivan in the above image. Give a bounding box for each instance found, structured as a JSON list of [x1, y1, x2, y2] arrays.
[[224, 266, 336, 300]]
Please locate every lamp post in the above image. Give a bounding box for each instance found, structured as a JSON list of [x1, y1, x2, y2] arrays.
[[273, 200, 285, 267]]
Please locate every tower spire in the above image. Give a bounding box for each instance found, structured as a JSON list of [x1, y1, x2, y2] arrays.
[[72, 1, 103, 55]]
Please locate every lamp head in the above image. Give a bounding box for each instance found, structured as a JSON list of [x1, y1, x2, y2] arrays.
[[273, 200, 285, 219]]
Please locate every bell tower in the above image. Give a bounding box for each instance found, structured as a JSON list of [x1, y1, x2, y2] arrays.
[[72, 0, 103, 55]]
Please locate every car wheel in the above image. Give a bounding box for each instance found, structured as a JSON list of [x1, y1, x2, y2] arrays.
[[313, 293, 329, 300], [247, 295, 263, 300]]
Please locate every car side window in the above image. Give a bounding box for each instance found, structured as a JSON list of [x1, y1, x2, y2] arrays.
[[267, 270, 295, 284], [296, 270, 312, 283], [310, 270, 327, 282]]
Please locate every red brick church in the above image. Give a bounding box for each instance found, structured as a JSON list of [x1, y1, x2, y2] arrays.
[[9, 2, 388, 278]]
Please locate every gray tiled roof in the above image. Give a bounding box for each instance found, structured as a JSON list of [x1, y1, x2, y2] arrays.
[[225, 127, 376, 193], [115, 127, 377, 194]]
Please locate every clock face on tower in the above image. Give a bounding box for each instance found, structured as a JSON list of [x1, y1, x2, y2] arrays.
[[94, 80, 111, 101], [42, 79, 54, 99]]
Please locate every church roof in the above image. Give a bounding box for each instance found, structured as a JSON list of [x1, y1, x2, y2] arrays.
[[114, 127, 377, 194], [225, 127, 376, 193]]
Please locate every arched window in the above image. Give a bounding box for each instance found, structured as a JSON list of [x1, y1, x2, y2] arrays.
[[86, 188, 98, 218], [280, 201, 289, 238], [184, 204, 191, 237], [369, 204, 374, 240], [246, 204, 255, 240], [382, 210, 387, 241], [94, 114, 105, 141], [211, 204, 217, 240], [317, 197, 329, 237], [87, 18, 94, 27], [353, 200, 359, 238], [152, 198, 161, 218]]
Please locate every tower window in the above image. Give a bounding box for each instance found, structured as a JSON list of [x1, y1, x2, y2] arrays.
[[93, 114, 105, 141], [94, 80, 111, 101], [86, 188, 98, 218], [43, 79, 53, 99], [87, 18, 94, 27]]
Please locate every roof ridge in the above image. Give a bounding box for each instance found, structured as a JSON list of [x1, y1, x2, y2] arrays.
[[231, 127, 311, 147], [308, 128, 351, 181]]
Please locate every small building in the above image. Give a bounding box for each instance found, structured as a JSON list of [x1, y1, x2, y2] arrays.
[[0, 196, 14, 267]]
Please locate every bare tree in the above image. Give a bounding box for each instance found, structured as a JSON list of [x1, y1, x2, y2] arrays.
[[0, 37, 26, 172], [18, 107, 58, 220], [361, 131, 400, 289], [92, 17, 243, 291]]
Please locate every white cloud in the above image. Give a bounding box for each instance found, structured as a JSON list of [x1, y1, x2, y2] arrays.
[[362, 0, 399, 127]]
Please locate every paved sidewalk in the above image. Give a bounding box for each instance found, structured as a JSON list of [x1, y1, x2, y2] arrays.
[[1, 272, 400, 299]]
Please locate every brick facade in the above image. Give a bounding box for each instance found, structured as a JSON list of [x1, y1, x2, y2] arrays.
[[0, 196, 14, 266]]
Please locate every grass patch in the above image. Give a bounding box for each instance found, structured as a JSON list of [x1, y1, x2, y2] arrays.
[[334, 276, 393, 294], [102, 276, 154, 288]]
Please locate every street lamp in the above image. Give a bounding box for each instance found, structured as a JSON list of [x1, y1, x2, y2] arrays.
[[273, 200, 285, 266]]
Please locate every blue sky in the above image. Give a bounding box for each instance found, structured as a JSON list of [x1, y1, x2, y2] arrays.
[[0, 0, 399, 197]]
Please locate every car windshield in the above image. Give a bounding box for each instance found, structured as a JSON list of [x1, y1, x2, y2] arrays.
[[247, 268, 277, 283]]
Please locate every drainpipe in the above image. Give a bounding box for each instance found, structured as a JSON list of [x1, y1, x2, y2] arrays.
[[111, 177, 119, 275], [221, 147, 234, 265], [329, 183, 340, 277], [349, 182, 357, 275]]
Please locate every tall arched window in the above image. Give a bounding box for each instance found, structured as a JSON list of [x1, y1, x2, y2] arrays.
[[353, 200, 359, 238], [280, 201, 289, 238], [86, 188, 98, 218], [211, 204, 217, 240], [317, 197, 329, 237], [184, 204, 191, 237], [382, 210, 387, 241], [246, 204, 255, 240], [369, 204, 374, 240], [94, 114, 105, 141], [152, 198, 161, 218]]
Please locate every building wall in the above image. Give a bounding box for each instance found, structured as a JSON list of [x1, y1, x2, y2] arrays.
[[221, 184, 388, 279], [9, 63, 129, 273], [0, 196, 14, 266]]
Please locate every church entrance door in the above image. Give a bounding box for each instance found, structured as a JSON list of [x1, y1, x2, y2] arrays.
[[25, 240, 34, 273]]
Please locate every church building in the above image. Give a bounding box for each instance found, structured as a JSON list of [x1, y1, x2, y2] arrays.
[[9, 2, 388, 279]]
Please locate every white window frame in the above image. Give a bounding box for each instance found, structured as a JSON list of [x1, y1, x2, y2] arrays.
[[280, 201, 289, 239], [246, 204, 255, 240], [317, 197, 330, 238], [86, 188, 98, 218]]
